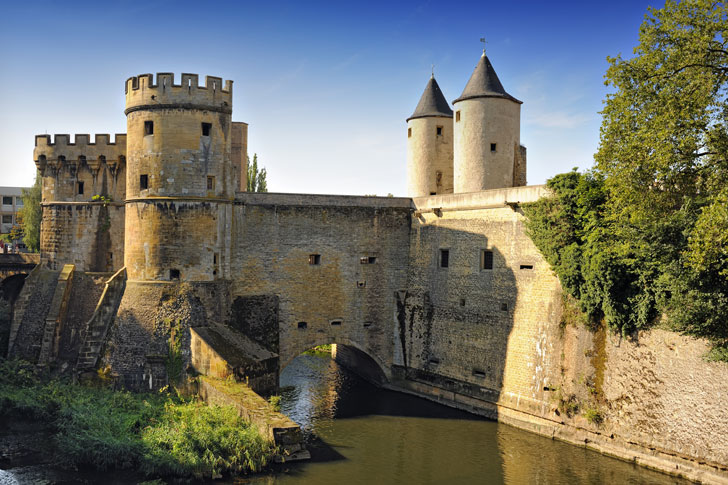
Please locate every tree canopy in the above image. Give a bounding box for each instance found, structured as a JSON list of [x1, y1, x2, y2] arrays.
[[246, 154, 268, 193], [525, 1, 728, 355], [18, 174, 41, 252]]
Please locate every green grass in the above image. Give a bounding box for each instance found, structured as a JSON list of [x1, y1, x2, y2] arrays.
[[0, 359, 276, 479]]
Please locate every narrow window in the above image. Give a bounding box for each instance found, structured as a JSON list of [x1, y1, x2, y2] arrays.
[[201, 122, 212, 136], [481, 250, 493, 270], [297, 321, 307, 329], [490, 143, 497, 152], [455, 111, 461, 122], [439, 249, 449, 268], [144, 120, 154, 135], [140, 174, 148, 190], [429, 357, 440, 365], [207, 176, 215, 191], [501, 302, 508, 311], [15, 197, 23, 207], [430, 192, 437, 195], [330, 320, 342, 326], [77, 181, 84, 195], [436, 126, 443, 136], [169, 269, 180, 280], [309, 254, 321, 265], [363, 322, 372, 328], [473, 369, 486, 378], [213, 253, 218, 265], [459, 298, 466, 307], [407, 127, 412, 138], [520, 264, 534, 270]]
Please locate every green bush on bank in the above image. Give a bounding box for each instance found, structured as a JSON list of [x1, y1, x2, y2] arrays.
[[0, 359, 276, 479]]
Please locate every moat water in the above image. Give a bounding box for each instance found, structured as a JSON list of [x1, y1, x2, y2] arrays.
[[247, 352, 687, 485], [0, 353, 689, 484]]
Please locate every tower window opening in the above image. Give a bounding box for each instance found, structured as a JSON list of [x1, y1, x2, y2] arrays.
[[455, 111, 461, 122], [77, 181, 84, 195], [473, 369, 486, 378], [436, 126, 443, 136], [297, 321, 308, 329], [207, 176, 215, 191], [368, 256, 377, 264], [309, 254, 321, 265], [169, 269, 180, 280], [140, 174, 148, 190], [202, 122, 212, 136], [481, 250, 493, 270], [439, 249, 449, 268], [491, 143, 497, 152], [330, 320, 342, 326], [408, 127, 412, 138], [501, 302, 508, 311], [520, 264, 534, 270], [144, 121, 154, 135]]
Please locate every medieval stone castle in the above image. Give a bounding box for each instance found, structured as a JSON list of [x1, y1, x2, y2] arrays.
[[6, 52, 728, 482]]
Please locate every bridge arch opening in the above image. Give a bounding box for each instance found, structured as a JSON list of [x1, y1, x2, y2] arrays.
[[280, 339, 389, 387]]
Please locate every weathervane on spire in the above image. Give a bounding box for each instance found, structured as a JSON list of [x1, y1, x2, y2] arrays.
[[431, 63, 435, 79], [480, 37, 487, 56]]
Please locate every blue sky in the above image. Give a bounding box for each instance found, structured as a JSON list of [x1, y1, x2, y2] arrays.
[[0, 0, 659, 195]]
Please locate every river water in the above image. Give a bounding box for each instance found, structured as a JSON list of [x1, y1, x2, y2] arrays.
[[247, 352, 687, 485]]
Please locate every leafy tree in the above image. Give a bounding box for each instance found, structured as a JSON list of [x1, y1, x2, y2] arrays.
[[18, 174, 42, 252], [526, 2, 728, 350], [246, 154, 268, 193]]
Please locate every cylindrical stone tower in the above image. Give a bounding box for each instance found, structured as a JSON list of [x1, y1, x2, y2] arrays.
[[406, 76, 453, 197], [453, 54, 523, 193], [124, 73, 235, 281]]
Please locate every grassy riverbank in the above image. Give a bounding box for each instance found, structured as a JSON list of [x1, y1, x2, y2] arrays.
[[0, 359, 276, 479]]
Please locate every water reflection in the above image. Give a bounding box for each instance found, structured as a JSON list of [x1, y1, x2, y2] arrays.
[[250, 353, 688, 485]]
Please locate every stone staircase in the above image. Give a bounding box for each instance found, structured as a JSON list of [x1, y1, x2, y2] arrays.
[[76, 267, 127, 371]]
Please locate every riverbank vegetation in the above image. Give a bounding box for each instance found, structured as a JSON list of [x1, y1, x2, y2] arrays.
[[0, 359, 276, 479], [524, 1, 728, 359]]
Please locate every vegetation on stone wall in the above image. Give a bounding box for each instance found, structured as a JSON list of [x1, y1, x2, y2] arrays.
[[525, 1, 728, 357], [18, 174, 41, 251], [247, 153, 268, 192], [0, 359, 276, 479]]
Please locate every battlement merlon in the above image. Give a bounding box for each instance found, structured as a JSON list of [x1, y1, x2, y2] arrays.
[[34, 134, 127, 172], [124, 73, 233, 115]]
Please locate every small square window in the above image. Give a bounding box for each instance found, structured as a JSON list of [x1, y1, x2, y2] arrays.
[[491, 143, 497, 152], [436, 126, 443, 136], [2, 196, 12, 205], [439, 249, 449, 268], [77, 181, 84, 195], [202, 122, 212, 136], [408, 127, 412, 138], [501, 302, 508, 311], [140, 174, 148, 190], [481, 250, 493, 270], [309, 254, 321, 265], [455, 111, 461, 122], [169, 269, 180, 280], [207, 176, 215, 191], [297, 321, 308, 329], [368, 256, 376, 264], [144, 121, 154, 135]]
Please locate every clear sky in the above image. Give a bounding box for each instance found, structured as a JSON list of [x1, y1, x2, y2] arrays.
[[0, 0, 659, 195]]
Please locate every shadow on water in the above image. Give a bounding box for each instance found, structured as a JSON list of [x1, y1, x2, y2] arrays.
[[245, 352, 692, 485]]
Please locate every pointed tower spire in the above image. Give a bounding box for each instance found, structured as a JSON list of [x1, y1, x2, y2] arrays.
[[453, 55, 522, 104], [407, 76, 453, 122]]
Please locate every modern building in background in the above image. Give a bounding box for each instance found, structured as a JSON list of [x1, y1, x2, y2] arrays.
[[0, 186, 26, 237]]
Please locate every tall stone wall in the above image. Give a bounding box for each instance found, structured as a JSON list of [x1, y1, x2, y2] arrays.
[[230, 193, 413, 374], [40, 202, 125, 272], [394, 185, 728, 483]]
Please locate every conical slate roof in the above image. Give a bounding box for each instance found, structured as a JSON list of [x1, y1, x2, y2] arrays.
[[453, 54, 522, 104], [407, 76, 453, 122]]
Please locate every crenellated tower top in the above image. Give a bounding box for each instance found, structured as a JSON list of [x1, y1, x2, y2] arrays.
[[124, 72, 233, 115]]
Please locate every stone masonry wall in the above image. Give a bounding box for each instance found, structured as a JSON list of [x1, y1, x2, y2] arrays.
[[41, 202, 124, 272], [231, 193, 413, 375]]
